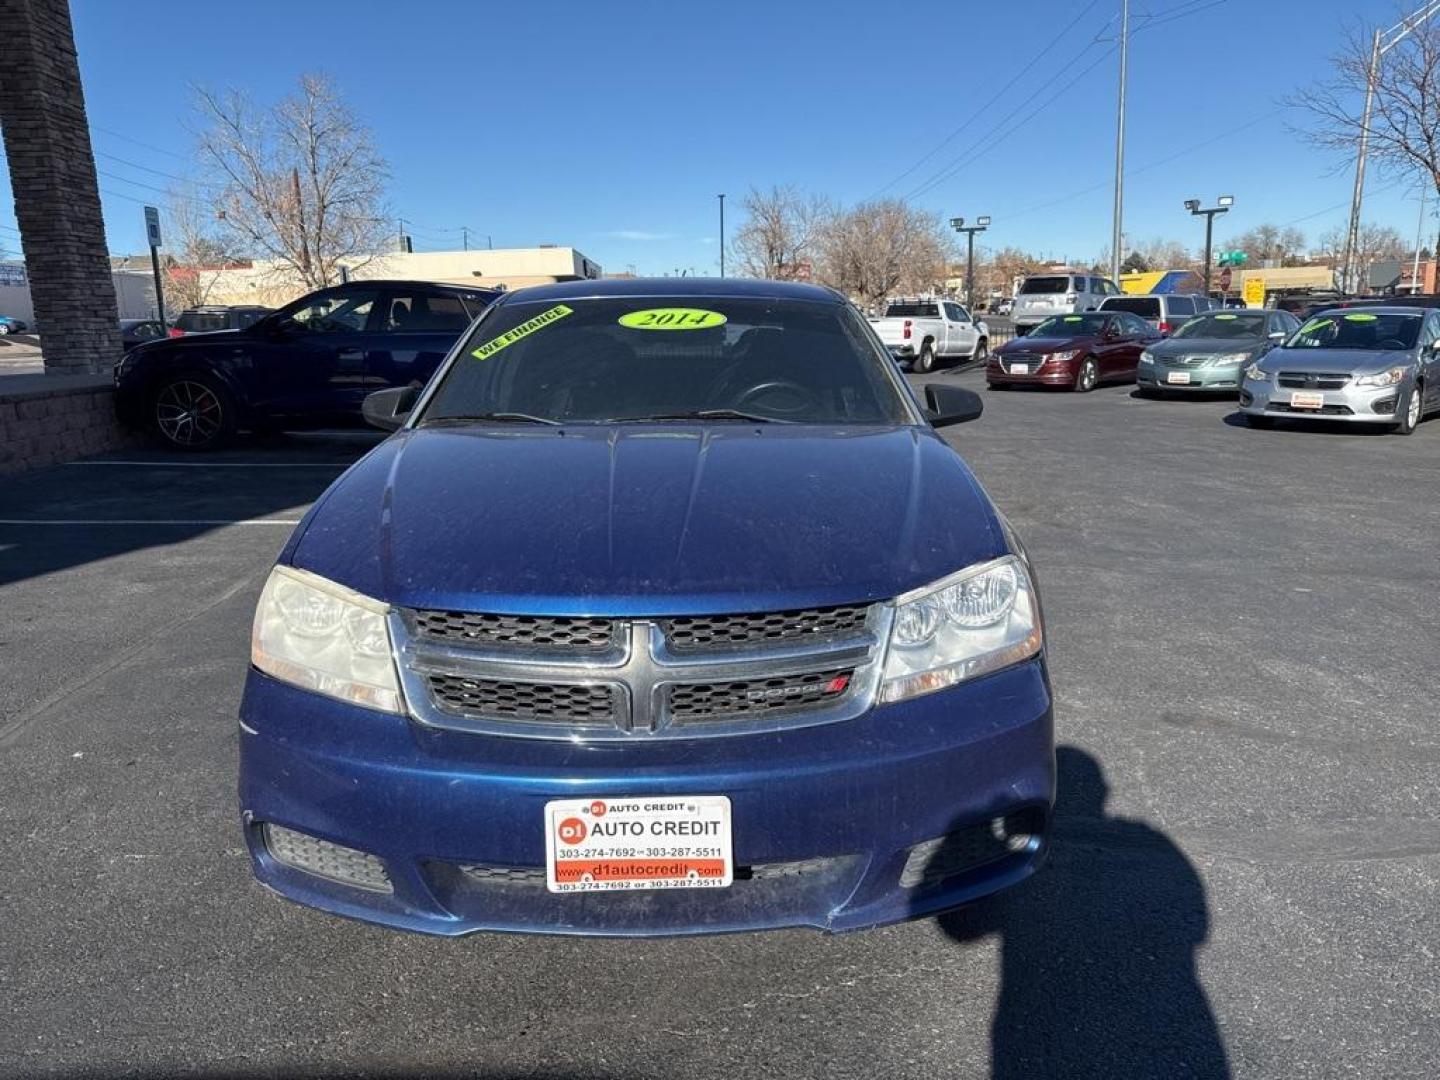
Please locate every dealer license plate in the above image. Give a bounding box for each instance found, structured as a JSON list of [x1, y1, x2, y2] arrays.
[[1290, 391, 1325, 409], [544, 795, 733, 893], [1167, 371, 1191, 385], [1010, 363, 1030, 375]]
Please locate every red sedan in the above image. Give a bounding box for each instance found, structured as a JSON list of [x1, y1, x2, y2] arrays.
[[987, 311, 1162, 392]]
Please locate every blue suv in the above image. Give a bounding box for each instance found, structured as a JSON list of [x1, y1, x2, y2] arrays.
[[114, 280, 498, 448], [239, 278, 1054, 936]]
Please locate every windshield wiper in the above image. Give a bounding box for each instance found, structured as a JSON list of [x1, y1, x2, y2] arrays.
[[420, 412, 561, 427], [603, 409, 797, 425]]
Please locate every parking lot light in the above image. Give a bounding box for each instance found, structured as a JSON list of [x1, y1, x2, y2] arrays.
[[1187, 196, 1234, 297], [951, 216, 990, 309]]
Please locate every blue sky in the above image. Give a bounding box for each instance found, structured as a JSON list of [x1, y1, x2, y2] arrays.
[[0, 0, 1429, 274]]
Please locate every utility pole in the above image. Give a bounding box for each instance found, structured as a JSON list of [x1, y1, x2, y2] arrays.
[[1185, 196, 1234, 296], [718, 193, 726, 277], [1412, 187, 1427, 293], [462, 226, 469, 252], [1342, 2, 1440, 294], [950, 216, 990, 306], [1110, 0, 1130, 284]]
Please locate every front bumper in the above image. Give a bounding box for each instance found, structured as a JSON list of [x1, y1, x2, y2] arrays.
[[985, 356, 1078, 386], [1239, 376, 1405, 423], [238, 659, 1054, 937], [1138, 362, 1243, 392]]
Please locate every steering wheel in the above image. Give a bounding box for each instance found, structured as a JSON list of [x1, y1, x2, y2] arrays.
[[734, 379, 818, 417]]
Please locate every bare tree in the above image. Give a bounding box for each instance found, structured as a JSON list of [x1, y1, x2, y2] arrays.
[[162, 188, 244, 311], [730, 186, 832, 279], [980, 246, 1047, 297], [816, 200, 952, 306], [194, 74, 390, 291], [1290, 13, 1440, 210], [1230, 224, 1307, 267], [1317, 221, 1406, 269]]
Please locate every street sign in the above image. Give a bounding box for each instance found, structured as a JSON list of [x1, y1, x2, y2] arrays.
[[1243, 278, 1265, 307], [1218, 268, 1232, 291], [144, 205, 162, 248]]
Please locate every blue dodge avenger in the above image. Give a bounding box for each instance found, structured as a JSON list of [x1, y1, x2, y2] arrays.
[[240, 278, 1054, 936]]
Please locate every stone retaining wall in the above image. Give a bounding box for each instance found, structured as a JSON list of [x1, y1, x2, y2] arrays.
[[0, 375, 138, 475]]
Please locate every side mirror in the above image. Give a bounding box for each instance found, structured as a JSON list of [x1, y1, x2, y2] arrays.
[[923, 384, 983, 428], [362, 385, 419, 431]]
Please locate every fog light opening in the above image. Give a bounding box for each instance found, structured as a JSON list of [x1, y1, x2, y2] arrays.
[[263, 823, 394, 894]]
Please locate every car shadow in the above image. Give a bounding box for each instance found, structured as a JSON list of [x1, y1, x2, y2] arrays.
[[931, 746, 1230, 1079], [1219, 411, 1392, 435], [1129, 388, 1237, 403]]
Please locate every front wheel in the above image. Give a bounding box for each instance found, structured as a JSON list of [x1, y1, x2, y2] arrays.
[[150, 374, 236, 450], [914, 342, 936, 374], [0, 323, 10, 336], [1393, 383, 1422, 435], [971, 337, 989, 363], [1074, 357, 1099, 393]]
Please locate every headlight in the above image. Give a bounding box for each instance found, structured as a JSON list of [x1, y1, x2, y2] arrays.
[[1049, 349, 1079, 363], [1244, 363, 1269, 382], [1139, 350, 1155, 365], [881, 556, 1043, 704], [1355, 366, 1406, 388], [1209, 352, 1249, 366], [251, 565, 403, 713]]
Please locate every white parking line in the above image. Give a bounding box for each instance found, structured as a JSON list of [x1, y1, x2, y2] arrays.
[[0, 518, 302, 526]]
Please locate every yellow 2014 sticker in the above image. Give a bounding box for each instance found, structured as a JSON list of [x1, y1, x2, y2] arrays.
[[1214, 314, 1238, 320], [472, 304, 573, 360], [1343, 312, 1379, 322], [1063, 315, 1083, 322], [1299, 317, 1334, 335], [618, 308, 727, 330]]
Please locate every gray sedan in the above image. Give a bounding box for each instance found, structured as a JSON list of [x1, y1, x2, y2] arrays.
[[1239, 306, 1440, 434], [1137, 309, 1299, 395]]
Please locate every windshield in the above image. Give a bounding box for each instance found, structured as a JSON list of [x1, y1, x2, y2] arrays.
[[1019, 276, 1071, 295], [1100, 297, 1159, 317], [1029, 313, 1109, 337], [420, 296, 914, 425], [1285, 311, 1422, 351], [1172, 312, 1267, 340], [884, 302, 939, 317]]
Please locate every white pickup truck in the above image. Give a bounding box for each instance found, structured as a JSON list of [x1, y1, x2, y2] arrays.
[[869, 298, 989, 372]]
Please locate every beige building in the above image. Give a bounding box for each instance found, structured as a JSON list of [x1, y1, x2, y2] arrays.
[[202, 246, 602, 307]]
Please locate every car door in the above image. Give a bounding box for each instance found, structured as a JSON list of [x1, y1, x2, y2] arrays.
[[1109, 313, 1151, 376], [366, 288, 479, 391], [1421, 312, 1440, 413], [943, 302, 976, 357], [246, 286, 383, 421]]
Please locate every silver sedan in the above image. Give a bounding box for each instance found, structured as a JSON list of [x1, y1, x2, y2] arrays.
[[1239, 306, 1440, 435]]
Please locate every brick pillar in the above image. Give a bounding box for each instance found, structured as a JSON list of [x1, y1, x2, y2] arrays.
[[0, 0, 121, 375]]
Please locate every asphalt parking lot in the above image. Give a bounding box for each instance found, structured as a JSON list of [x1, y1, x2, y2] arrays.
[[1, 374, 1436, 1080]]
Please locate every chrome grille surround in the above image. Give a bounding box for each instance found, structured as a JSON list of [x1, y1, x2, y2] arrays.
[[392, 605, 890, 741]]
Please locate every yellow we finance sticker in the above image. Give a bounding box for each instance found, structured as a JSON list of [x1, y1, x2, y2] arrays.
[[472, 304, 573, 360], [618, 308, 727, 330]]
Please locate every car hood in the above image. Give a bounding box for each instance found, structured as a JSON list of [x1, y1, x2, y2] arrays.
[[287, 425, 1007, 615], [1001, 335, 1096, 352], [1151, 337, 1262, 359], [1258, 346, 1415, 374]]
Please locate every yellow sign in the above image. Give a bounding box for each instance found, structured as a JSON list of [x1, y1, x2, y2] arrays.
[[1242, 279, 1266, 307], [472, 304, 573, 360], [617, 308, 727, 330]]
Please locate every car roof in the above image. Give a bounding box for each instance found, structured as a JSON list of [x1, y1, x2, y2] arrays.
[[1313, 304, 1428, 316], [495, 277, 844, 305], [326, 279, 501, 295]]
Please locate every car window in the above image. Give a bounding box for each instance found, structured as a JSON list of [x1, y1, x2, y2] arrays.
[[423, 296, 913, 426], [235, 309, 267, 329], [176, 311, 229, 333], [382, 292, 474, 333], [1030, 312, 1109, 336], [1287, 311, 1422, 351], [1168, 297, 1195, 316], [885, 301, 939, 317], [943, 302, 963, 322], [286, 290, 379, 334], [1019, 277, 1069, 295], [1174, 312, 1267, 339], [1100, 296, 1160, 318]]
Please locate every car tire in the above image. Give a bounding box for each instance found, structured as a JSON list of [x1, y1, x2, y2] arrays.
[[1243, 412, 1273, 429], [914, 342, 936, 374], [987, 381, 1008, 391], [971, 338, 989, 364], [150, 373, 236, 451], [1393, 383, 1422, 435], [0, 323, 9, 336], [1074, 357, 1099, 393]]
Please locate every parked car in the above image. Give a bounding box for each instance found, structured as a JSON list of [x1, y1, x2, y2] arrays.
[[168, 304, 272, 337], [869, 297, 989, 371], [119, 318, 167, 352], [114, 280, 499, 449], [239, 277, 1052, 936], [0, 314, 30, 335], [993, 297, 1014, 316], [1097, 293, 1207, 335], [987, 311, 1160, 391], [1240, 306, 1439, 434], [1137, 309, 1300, 396], [1011, 273, 1123, 335]]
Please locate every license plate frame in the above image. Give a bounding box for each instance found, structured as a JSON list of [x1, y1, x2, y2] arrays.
[[1010, 363, 1030, 375], [1167, 371, 1192, 385], [544, 796, 733, 894], [1290, 390, 1325, 409]]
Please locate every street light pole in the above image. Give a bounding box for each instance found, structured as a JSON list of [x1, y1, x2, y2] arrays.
[[1186, 196, 1233, 296], [1110, 0, 1130, 284], [718, 193, 726, 277], [950, 216, 991, 306]]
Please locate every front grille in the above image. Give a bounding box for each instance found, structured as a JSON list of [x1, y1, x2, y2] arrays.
[[898, 809, 1045, 889], [662, 605, 869, 652], [1278, 372, 1351, 390], [668, 668, 853, 722], [426, 674, 620, 725], [454, 857, 849, 888], [263, 823, 392, 893], [412, 610, 616, 652], [1267, 402, 1355, 416], [1000, 353, 1042, 373], [458, 864, 547, 886]]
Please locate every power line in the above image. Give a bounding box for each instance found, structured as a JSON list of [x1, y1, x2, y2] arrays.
[[89, 124, 191, 162]]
